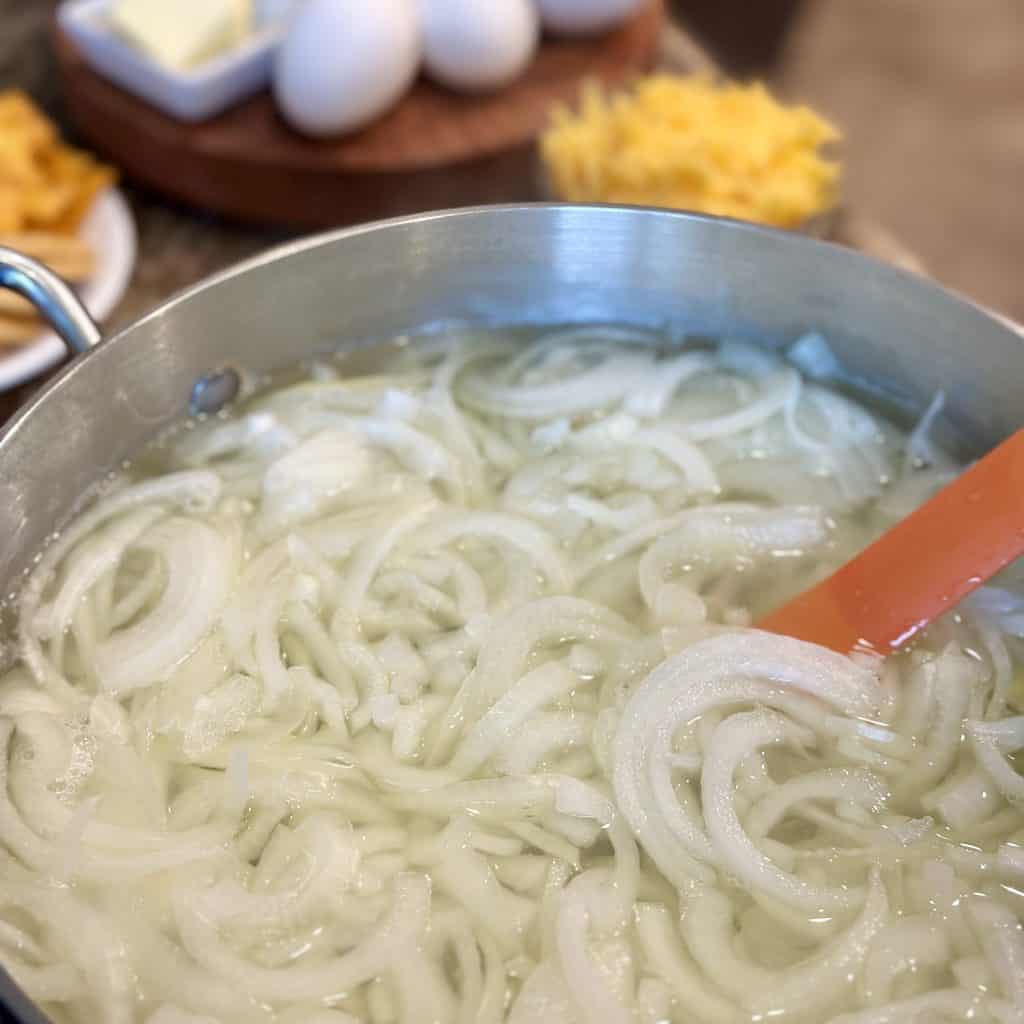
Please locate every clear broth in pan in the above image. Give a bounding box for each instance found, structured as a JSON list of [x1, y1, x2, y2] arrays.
[[0, 325, 1021, 1024]]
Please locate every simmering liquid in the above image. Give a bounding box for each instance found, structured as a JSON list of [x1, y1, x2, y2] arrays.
[[0, 326, 1021, 1024]]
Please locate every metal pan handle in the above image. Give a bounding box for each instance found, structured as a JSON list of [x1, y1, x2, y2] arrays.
[[0, 246, 239, 414], [0, 245, 103, 355]]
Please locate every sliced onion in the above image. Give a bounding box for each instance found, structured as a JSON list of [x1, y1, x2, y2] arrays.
[[969, 717, 1024, 805], [861, 915, 951, 1005], [551, 775, 638, 926], [429, 342, 491, 503], [701, 710, 864, 913], [261, 429, 370, 530], [431, 597, 634, 764], [508, 961, 576, 1024], [680, 887, 774, 997], [496, 711, 592, 776], [623, 352, 715, 418], [967, 897, 1024, 1007], [636, 505, 827, 609], [675, 370, 799, 441], [613, 630, 881, 888], [407, 512, 570, 593], [20, 472, 222, 704], [93, 517, 236, 695], [334, 500, 438, 631], [635, 903, 741, 1024], [0, 721, 230, 884], [556, 877, 632, 1024], [572, 502, 819, 588], [746, 767, 888, 840], [827, 990, 980, 1024], [922, 766, 1002, 831], [891, 648, 974, 806], [33, 507, 166, 640], [173, 872, 430, 1002], [0, 881, 136, 1024], [6, 328, 1024, 1024], [353, 416, 464, 497], [450, 662, 579, 777], [431, 848, 536, 958], [571, 415, 719, 495], [460, 350, 656, 421], [744, 871, 888, 1016]]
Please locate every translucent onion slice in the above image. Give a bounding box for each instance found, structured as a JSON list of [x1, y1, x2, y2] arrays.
[[172, 872, 431, 1003], [19, 472, 222, 704], [636, 504, 827, 609], [701, 710, 865, 913], [968, 717, 1024, 805], [613, 631, 882, 889], [556, 877, 633, 1024], [94, 518, 236, 695], [406, 512, 570, 593], [459, 351, 657, 421]]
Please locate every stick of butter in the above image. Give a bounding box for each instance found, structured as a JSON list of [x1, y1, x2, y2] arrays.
[[108, 0, 251, 70]]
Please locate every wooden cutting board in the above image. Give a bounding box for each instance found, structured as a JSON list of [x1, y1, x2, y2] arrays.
[[55, 1, 664, 228]]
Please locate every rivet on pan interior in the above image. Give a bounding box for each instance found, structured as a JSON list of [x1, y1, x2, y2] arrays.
[[190, 369, 241, 416]]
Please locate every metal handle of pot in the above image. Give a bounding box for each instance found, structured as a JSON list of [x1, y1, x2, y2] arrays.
[[0, 246, 103, 355]]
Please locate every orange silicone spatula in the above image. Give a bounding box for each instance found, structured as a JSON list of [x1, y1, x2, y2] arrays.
[[756, 429, 1024, 655]]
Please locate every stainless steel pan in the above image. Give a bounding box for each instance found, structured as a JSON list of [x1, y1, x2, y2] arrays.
[[0, 203, 1021, 1021], [3, 204, 1022, 590]]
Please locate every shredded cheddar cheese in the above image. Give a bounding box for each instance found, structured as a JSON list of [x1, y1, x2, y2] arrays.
[[541, 75, 841, 229]]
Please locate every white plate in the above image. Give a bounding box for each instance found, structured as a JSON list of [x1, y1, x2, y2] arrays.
[[0, 188, 137, 392]]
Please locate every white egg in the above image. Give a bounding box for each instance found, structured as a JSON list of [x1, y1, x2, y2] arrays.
[[535, 0, 645, 36], [418, 0, 538, 93], [273, 0, 420, 137]]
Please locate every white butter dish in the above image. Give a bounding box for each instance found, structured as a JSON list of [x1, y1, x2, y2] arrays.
[[58, 0, 282, 123]]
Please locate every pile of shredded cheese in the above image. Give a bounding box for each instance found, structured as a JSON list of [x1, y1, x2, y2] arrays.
[[541, 75, 841, 229]]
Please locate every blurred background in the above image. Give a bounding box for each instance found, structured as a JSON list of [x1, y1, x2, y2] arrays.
[[684, 0, 1024, 327], [0, 0, 1021, 410]]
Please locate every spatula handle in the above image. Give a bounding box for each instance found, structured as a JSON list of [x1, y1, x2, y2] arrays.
[[757, 429, 1024, 654]]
